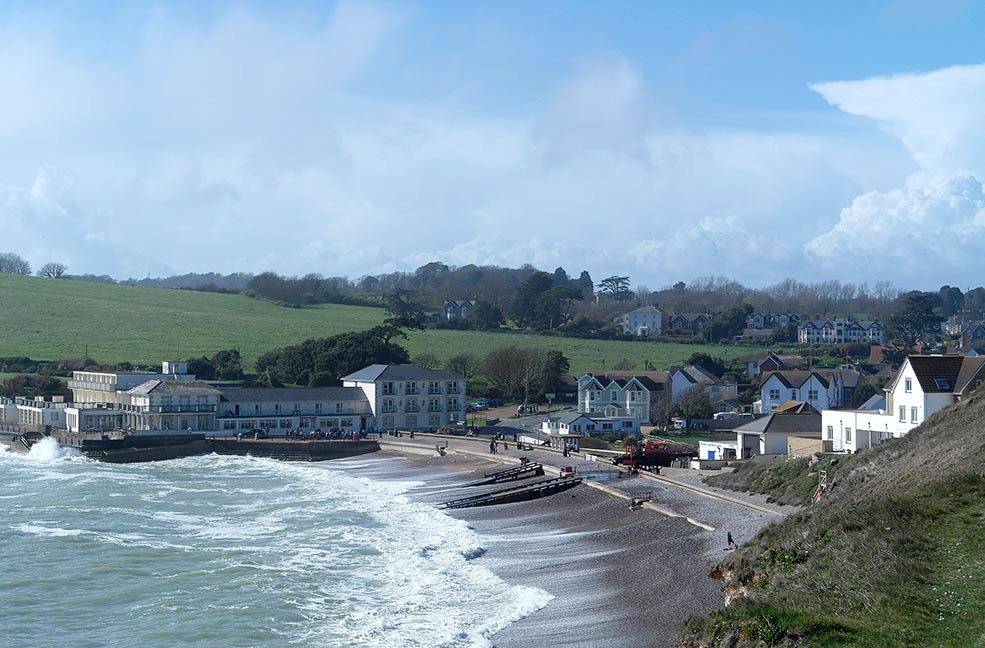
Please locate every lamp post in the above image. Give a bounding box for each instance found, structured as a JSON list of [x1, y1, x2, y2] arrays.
[[545, 393, 555, 423]]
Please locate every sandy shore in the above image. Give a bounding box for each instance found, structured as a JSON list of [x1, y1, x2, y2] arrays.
[[354, 438, 790, 648]]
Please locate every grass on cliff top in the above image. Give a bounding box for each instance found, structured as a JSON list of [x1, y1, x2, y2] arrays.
[[703, 455, 852, 506], [681, 391, 985, 647], [0, 273, 758, 373]]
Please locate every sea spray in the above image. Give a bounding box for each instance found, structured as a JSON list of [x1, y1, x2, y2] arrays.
[[0, 452, 550, 648]]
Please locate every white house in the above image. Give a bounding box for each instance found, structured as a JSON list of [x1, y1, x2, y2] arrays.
[[670, 366, 738, 404], [343, 364, 466, 431], [757, 370, 847, 414], [821, 355, 985, 453], [441, 300, 475, 322], [578, 372, 668, 422], [622, 306, 664, 336], [542, 411, 639, 437]]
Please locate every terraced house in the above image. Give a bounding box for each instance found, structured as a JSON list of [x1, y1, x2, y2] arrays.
[[797, 318, 884, 344]]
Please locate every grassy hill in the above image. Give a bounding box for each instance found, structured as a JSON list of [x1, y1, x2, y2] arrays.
[[680, 390, 985, 647], [0, 274, 758, 374]]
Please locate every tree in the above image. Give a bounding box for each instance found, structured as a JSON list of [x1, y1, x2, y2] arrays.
[[482, 347, 570, 402], [676, 385, 711, 431], [445, 353, 482, 381], [211, 349, 244, 380], [256, 326, 410, 386], [649, 395, 674, 427], [466, 301, 504, 330], [509, 272, 583, 329], [703, 303, 753, 342], [412, 352, 440, 370], [37, 262, 68, 278], [0, 374, 71, 399], [686, 352, 726, 378], [597, 276, 632, 300], [0, 252, 31, 275], [887, 291, 944, 345]]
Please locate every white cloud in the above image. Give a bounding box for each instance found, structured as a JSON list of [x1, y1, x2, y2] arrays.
[[807, 64, 985, 288]]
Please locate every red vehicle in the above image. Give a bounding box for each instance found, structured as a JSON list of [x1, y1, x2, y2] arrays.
[[611, 440, 697, 469]]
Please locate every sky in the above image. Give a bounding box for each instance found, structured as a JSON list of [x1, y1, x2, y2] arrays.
[[2, 0, 985, 291]]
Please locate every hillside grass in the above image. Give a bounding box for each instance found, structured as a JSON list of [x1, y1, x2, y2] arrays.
[[0, 273, 759, 373], [682, 392, 985, 647]]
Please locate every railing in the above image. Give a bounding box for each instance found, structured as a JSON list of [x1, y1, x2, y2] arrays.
[[147, 405, 217, 413]]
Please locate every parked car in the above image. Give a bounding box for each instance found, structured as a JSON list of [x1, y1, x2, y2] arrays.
[[469, 400, 489, 410]]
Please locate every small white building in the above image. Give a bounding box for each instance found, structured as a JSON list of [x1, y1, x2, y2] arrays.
[[542, 412, 640, 437], [733, 410, 822, 458]]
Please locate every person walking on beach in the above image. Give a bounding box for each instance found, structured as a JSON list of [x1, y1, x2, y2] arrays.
[[727, 531, 737, 550]]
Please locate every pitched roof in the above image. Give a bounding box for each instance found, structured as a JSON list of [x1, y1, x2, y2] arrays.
[[128, 380, 220, 397], [954, 356, 985, 394], [735, 411, 821, 437], [904, 355, 966, 393], [761, 370, 832, 389], [341, 364, 464, 382], [773, 400, 818, 413], [674, 365, 720, 385], [625, 305, 662, 315]]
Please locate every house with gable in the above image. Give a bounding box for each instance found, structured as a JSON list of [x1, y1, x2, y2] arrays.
[[960, 322, 985, 351], [343, 364, 466, 431], [577, 372, 668, 423], [756, 369, 847, 414], [745, 351, 805, 378], [670, 366, 738, 404], [622, 305, 665, 336], [798, 318, 884, 345], [441, 300, 476, 322], [668, 313, 712, 336], [820, 354, 985, 453]]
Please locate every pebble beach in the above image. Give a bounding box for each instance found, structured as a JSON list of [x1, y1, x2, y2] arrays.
[[368, 437, 793, 648]]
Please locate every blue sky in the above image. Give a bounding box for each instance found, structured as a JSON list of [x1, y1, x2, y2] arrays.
[[1, 1, 984, 290]]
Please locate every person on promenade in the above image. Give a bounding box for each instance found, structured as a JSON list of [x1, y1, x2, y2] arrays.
[[489, 437, 497, 454], [727, 531, 737, 549]]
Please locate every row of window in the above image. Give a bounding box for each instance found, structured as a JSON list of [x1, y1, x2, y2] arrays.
[[232, 402, 347, 416], [381, 381, 463, 396], [586, 390, 647, 402], [220, 417, 357, 430], [768, 389, 819, 401], [899, 406, 919, 423], [381, 398, 461, 413], [379, 413, 447, 429]]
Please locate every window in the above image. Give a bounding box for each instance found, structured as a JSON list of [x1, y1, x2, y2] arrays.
[[808, 390, 818, 401], [405, 414, 417, 427], [935, 379, 950, 390], [589, 391, 597, 401], [293, 403, 301, 414], [790, 389, 798, 400], [406, 399, 419, 413], [254, 404, 261, 415], [904, 377, 912, 392], [428, 414, 440, 427], [274, 404, 281, 414], [449, 398, 459, 411], [845, 427, 852, 442], [899, 406, 906, 422], [826, 425, 833, 440], [429, 398, 440, 412], [315, 403, 322, 414], [382, 382, 395, 395], [769, 389, 780, 400], [611, 390, 618, 400], [382, 399, 395, 413], [336, 403, 343, 413], [911, 407, 918, 423], [406, 382, 419, 395], [382, 416, 394, 429]]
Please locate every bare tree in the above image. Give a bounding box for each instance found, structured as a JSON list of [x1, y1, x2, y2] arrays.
[[412, 351, 440, 370], [37, 262, 68, 278], [445, 353, 482, 381], [676, 385, 711, 431], [0, 252, 31, 275]]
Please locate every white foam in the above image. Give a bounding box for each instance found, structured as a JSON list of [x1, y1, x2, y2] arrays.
[[25, 437, 80, 462]]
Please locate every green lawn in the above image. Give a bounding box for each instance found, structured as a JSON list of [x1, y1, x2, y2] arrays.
[[0, 273, 760, 373]]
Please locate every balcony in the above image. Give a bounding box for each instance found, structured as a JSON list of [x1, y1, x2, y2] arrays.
[[147, 404, 217, 413]]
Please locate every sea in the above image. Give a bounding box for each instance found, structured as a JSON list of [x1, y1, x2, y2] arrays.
[[0, 439, 551, 648]]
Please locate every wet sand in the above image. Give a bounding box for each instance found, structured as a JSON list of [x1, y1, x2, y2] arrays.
[[355, 443, 787, 648]]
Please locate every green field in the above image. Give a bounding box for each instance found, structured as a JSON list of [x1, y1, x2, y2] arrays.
[[0, 273, 760, 374]]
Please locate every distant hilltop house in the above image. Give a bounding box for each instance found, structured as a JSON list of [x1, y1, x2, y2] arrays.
[[2, 361, 466, 436], [577, 372, 669, 423], [668, 313, 712, 335], [798, 318, 884, 345], [756, 367, 859, 414], [441, 299, 475, 322], [622, 305, 665, 337], [669, 365, 738, 404], [745, 313, 801, 330], [821, 354, 985, 453]]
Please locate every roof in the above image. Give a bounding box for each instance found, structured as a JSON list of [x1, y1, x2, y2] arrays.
[[342, 364, 464, 382], [954, 356, 985, 394], [674, 365, 720, 385], [735, 411, 821, 437], [773, 400, 818, 413], [128, 380, 220, 396], [761, 370, 832, 389], [858, 394, 886, 410], [218, 386, 368, 403], [556, 412, 593, 425], [625, 305, 662, 315], [583, 372, 669, 390], [904, 355, 966, 393]]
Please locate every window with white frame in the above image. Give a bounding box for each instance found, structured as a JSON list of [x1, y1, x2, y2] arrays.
[[899, 406, 906, 422], [845, 427, 852, 442], [769, 389, 780, 400], [911, 406, 918, 423], [904, 377, 912, 393], [808, 390, 818, 401], [826, 425, 833, 440]]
